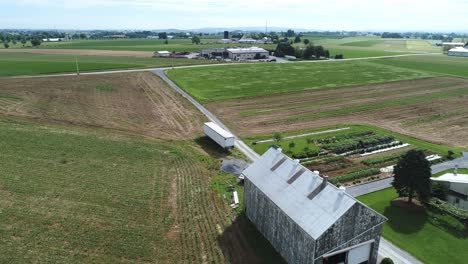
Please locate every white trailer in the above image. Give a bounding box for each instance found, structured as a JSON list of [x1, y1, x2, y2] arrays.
[[203, 122, 235, 149]]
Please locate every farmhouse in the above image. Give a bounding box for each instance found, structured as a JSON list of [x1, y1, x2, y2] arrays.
[[431, 170, 468, 210], [227, 47, 269, 60], [242, 147, 386, 264], [238, 38, 257, 44], [448, 47, 468, 57]]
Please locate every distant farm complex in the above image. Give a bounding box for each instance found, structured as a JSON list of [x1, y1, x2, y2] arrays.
[[243, 147, 386, 264]]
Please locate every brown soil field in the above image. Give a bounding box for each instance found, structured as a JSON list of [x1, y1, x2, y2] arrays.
[[0, 48, 153, 57], [207, 77, 468, 148], [0, 72, 205, 139]]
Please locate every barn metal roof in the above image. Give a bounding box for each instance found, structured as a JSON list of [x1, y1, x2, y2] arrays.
[[431, 173, 468, 184], [226, 47, 268, 54], [449, 47, 468, 53], [243, 147, 365, 239]]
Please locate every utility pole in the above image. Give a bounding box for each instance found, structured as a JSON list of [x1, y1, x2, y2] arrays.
[[75, 56, 80, 76]]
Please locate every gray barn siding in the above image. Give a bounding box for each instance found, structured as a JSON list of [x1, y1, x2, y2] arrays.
[[244, 179, 316, 264], [315, 203, 385, 264]]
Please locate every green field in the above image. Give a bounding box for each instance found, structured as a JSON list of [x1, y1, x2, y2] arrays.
[[167, 59, 433, 102], [0, 53, 216, 77], [294, 37, 441, 58], [0, 118, 282, 263], [371, 55, 468, 78], [2, 38, 276, 53], [358, 188, 468, 264]]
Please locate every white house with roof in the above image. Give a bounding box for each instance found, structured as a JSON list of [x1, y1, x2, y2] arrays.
[[242, 147, 387, 264], [448, 47, 468, 57], [226, 47, 269, 60], [431, 170, 468, 210]]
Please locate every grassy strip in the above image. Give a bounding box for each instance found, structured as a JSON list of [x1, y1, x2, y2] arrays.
[[358, 188, 468, 264], [433, 168, 468, 177]]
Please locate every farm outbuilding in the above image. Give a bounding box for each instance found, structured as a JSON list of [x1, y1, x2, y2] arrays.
[[226, 47, 269, 60], [242, 147, 387, 264], [448, 47, 468, 57], [154, 51, 171, 57]]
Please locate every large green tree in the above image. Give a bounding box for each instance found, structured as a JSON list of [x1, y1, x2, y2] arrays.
[[392, 149, 432, 203], [191, 35, 200, 45]]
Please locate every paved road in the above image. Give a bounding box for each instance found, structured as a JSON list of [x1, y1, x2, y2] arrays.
[[431, 152, 468, 174], [151, 69, 259, 162], [346, 177, 394, 197], [378, 238, 423, 264]]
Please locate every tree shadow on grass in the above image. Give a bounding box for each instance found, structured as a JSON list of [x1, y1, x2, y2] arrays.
[[383, 204, 427, 234], [217, 212, 286, 264]]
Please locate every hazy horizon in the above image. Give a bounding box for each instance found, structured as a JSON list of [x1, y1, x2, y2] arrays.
[[3, 0, 468, 32]]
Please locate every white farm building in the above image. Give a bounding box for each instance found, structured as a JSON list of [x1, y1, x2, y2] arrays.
[[431, 171, 468, 210], [448, 47, 468, 57], [242, 147, 387, 264], [227, 47, 269, 60]]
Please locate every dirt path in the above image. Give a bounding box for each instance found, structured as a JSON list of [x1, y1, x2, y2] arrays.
[[0, 48, 154, 57]]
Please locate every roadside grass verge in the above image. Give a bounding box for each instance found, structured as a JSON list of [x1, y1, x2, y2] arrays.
[[358, 188, 468, 264], [432, 168, 468, 177]]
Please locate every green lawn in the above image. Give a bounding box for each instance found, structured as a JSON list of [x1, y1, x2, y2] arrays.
[[433, 168, 468, 177], [0, 53, 216, 77], [167, 60, 432, 102], [358, 188, 468, 264]]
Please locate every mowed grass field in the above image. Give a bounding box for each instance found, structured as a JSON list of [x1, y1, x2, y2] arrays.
[[167, 60, 433, 102], [0, 73, 284, 263], [296, 36, 441, 58], [358, 188, 468, 264], [2, 38, 276, 53], [0, 53, 216, 77]]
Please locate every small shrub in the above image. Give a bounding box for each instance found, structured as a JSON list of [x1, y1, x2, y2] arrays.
[[380, 257, 394, 264]]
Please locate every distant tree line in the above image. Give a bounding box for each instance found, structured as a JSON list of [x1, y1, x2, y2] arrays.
[[275, 42, 331, 60]]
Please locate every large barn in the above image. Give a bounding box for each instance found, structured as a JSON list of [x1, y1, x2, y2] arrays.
[[242, 147, 387, 264]]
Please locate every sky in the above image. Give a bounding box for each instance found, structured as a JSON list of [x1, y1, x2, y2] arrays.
[[1, 0, 468, 32]]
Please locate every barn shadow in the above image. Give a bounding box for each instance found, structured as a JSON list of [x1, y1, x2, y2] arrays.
[[217, 212, 286, 264]]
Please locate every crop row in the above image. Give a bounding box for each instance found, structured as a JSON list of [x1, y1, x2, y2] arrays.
[[322, 135, 395, 154], [329, 168, 381, 185], [316, 130, 375, 144], [362, 152, 404, 166]]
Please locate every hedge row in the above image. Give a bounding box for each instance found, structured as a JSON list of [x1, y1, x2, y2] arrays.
[[322, 135, 395, 154], [317, 130, 374, 144], [292, 149, 322, 159], [330, 168, 381, 184], [426, 198, 468, 226]]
